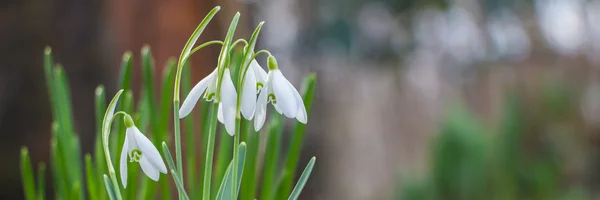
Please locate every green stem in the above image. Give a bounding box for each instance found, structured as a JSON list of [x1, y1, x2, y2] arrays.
[[189, 40, 224, 60], [252, 49, 272, 61], [203, 103, 219, 200], [232, 118, 241, 199], [231, 39, 248, 50], [173, 102, 184, 199]]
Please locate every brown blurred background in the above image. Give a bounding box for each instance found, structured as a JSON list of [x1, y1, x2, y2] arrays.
[[5, 0, 600, 199]]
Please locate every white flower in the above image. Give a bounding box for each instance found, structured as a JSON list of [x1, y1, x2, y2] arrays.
[[120, 115, 167, 188], [180, 68, 237, 135], [254, 67, 307, 131], [240, 59, 268, 120]]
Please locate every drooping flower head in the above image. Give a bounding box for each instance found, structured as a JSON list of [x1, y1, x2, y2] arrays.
[[179, 67, 237, 135], [120, 114, 167, 188], [254, 56, 307, 131], [240, 59, 268, 120]]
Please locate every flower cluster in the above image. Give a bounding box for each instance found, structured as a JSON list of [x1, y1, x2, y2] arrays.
[[179, 55, 307, 135]]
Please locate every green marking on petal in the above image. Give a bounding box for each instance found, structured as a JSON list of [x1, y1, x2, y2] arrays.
[[206, 93, 216, 101], [130, 149, 142, 162], [268, 93, 277, 104], [256, 82, 264, 91]]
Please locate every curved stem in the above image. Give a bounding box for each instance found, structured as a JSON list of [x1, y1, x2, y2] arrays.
[[230, 39, 248, 50], [251, 49, 272, 62], [188, 40, 224, 61]]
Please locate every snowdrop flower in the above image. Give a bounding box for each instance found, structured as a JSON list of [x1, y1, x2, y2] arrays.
[[240, 59, 268, 120], [120, 114, 167, 188], [254, 56, 307, 131], [180, 68, 237, 135]]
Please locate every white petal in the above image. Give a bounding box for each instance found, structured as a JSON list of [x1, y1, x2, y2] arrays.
[[139, 156, 160, 181], [251, 59, 268, 85], [241, 65, 257, 120], [286, 79, 307, 124], [179, 70, 216, 118], [272, 100, 283, 114], [217, 103, 224, 124], [271, 70, 297, 118], [130, 127, 167, 174], [254, 86, 269, 132], [221, 69, 237, 135], [267, 80, 283, 114], [119, 133, 130, 188]]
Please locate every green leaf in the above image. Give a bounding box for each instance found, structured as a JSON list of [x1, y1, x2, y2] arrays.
[[20, 147, 36, 200], [160, 57, 175, 200], [287, 157, 316, 200], [178, 6, 221, 68], [240, 120, 260, 200], [36, 163, 46, 200], [277, 74, 317, 199], [85, 154, 98, 200], [236, 22, 264, 95], [141, 45, 159, 142], [103, 175, 118, 200], [260, 116, 283, 200], [215, 142, 247, 200], [94, 86, 108, 199], [159, 58, 176, 140], [118, 52, 133, 92], [161, 142, 190, 200], [50, 131, 67, 199], [215, 12, 240, 100], [213, 127, 233, 195]]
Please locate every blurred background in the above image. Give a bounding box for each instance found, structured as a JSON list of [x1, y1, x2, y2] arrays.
[[4, 0, 600, 199]]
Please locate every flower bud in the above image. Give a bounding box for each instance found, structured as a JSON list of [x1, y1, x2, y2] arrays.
[[267, 55, 278, 70]]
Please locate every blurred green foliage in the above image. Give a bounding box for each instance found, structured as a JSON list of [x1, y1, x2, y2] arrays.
[[397, 80, 594, 200]]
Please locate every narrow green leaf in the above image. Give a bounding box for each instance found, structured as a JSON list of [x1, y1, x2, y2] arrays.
[[20, 147, 36, 200], [36, 163, 46, 200], [236, 22, 264, 95], [85, 154, 98, 200], [141, 45, 159, 142], [157, 59, 176, 200], [159, 58, 176, 140], [104, 175, 118, 200], [94, 86, 108, 200], [171, 169, 191, 200], [213, 127, 233, 195], [215, 142, 247, 200], [50, 129, 68, 199], [287, 157, 316, 200], [162, 142, 191, 200], [260, 116, 283, 200], [118, 52, 133, 92], [277, 74, 317, 199], [53, 66, 83, 198], [140, 46, 160, 200], [215, 12, 240, 100], [43, 47, 59, 123], [178, 6, 221, 69], [70, 181, 82, 200], [240, 120, 260, 200]]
